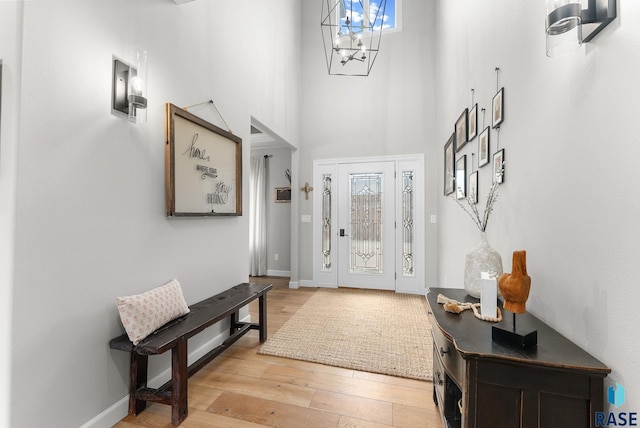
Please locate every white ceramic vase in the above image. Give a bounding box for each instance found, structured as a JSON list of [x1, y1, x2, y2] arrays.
[[464, 232, 503, 298]]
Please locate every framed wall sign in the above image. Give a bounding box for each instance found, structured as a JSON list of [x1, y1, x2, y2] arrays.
[[165, 103, 242, 216]]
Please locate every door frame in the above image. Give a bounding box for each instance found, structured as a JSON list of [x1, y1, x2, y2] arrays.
[[312, 154, 425, 294]]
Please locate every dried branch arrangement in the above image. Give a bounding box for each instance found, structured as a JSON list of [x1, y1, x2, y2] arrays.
[[453, 168, 503, 232]]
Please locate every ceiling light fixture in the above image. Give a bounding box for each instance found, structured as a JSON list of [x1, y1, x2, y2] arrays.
[[321, 0, 387, 76]]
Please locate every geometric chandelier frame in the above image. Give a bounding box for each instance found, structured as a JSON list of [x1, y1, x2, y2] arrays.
[[321, 0, 387, 76]]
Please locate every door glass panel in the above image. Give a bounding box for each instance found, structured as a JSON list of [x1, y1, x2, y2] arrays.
[[349, 172, 384, 274], [321, 174, 333, 271], [402, 170, 414, 277]]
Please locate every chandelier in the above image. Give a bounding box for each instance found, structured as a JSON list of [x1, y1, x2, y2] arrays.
[[321, 0, 388, 76]]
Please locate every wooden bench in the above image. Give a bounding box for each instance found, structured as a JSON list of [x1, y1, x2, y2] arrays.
[[109, 282, 272, 426]]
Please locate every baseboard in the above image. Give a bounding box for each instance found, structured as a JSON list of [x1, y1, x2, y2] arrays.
[[396, 287, 428, 296], [288, 280, 299, 289], [80, 314, 252, 428], [266, 269, 290, 277], [298, 280, 338, 288]]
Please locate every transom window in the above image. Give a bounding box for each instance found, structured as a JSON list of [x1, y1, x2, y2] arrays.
[[337, 0, 398, 34]]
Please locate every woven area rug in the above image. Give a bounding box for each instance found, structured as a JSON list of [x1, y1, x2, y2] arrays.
[[258, 288, 433, 381]]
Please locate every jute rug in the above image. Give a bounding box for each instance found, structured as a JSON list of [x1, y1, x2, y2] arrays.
[[258, 288, 433, 381]]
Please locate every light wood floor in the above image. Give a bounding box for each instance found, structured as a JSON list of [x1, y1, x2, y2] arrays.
[[114, 277, 441, 428]]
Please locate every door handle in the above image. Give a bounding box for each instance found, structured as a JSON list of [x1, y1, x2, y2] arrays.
[[339, 228, 348, 237]]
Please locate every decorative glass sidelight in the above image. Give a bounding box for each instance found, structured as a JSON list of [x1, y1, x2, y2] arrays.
[[349, 173, 384, 274], [402, 171, 415, 276], [321, 174, 333, 271]]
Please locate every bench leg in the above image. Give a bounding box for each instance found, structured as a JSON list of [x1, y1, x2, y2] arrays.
[[171, 337, 189, 426], [230, 310, 239, 335], [259, 292, 268, 342], [129, 353, 148, 416]]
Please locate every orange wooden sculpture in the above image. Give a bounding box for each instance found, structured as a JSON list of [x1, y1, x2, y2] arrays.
[[498, 250, 531, 314]]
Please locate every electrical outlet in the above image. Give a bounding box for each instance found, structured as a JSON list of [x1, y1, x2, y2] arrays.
[[274, 253, 279, 261]]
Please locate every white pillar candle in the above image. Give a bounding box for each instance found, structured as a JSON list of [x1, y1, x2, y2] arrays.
[[481, 272, 498, 318]]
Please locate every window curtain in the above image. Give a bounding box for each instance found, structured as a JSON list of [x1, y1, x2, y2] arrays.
[[249, 155, 267, 276]]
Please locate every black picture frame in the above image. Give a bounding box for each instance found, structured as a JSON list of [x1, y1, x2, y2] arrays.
[[493, 149, 505, 184], [455, 108, 468, 151], [444, 134, 456, 195], [456, 155, 467, 200], [492, 87, 504, 128], [468, 103, 478, 141], [469, 171, 478, 204], [478, 126, 490, 168]]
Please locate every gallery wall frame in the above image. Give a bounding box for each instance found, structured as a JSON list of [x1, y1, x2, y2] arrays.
[[455, 108, 468, 151], [492, 87, 504, 128], [478, 126, 490, 168], [493, 148, 505, 184], [469, 171, 478, 204], [165, 103, 242, 216], [456, 154, 467, 200], [444, 133, 456, 196], [274, 187, 291, 203], [468, 103, 478, 141]]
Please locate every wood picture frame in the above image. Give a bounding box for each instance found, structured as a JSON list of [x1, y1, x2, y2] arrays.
[[478, 126, 490, 168], [492, 87, 504, 128], [274, 187, 291, 203], [444, 134, 456, 196], [468, 103, 478, 141], [455, 108, 469, 151], [456, 155, 467, 200], [493, 148, 505, 184], [469, 171, 478, 204], [165, 103, 242, 216]]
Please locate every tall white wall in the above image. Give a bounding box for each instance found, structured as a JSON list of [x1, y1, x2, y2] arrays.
[[0, 3, 23, 426], [10, 1, 300, 427], [435, 0, 640, 411], [297, 0, 439, 287]]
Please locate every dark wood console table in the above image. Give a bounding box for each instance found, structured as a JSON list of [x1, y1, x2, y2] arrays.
[[427, 288, 610, 428]]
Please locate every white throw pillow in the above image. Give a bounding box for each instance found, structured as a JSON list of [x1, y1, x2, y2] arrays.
[[116, 278, 190, 345]]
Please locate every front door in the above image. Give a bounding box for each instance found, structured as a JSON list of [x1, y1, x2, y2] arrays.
[[337, 162, 396, 290]]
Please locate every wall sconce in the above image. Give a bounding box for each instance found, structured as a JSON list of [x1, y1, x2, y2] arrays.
[[546, 0, 616, 57], [112, 48, 148, 122]]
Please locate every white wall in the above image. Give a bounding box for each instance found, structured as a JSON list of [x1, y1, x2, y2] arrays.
[[0, 3, 23, 426], [297, 0, 439, 287], [435, 0, 640, 412], [9, 1, 300, 427]]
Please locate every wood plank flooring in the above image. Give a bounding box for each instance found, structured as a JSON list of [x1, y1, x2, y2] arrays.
[[114, 277, 441, 428]]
